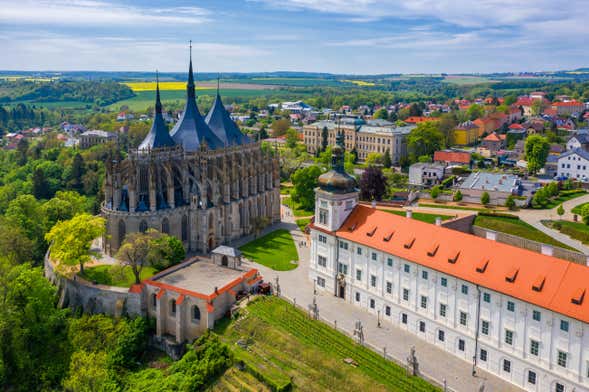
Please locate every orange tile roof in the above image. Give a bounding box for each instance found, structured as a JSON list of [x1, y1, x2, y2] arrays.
[[433, 150, 471, 164], [404, 116, 434, 123], [553, 101, 584, 107], [484, 133, 502, 141], [315, 205, 589, 324]]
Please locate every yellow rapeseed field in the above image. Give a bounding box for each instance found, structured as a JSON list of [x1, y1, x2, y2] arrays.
[[124, 81, 210, 91], [342, 79, 376, 86]]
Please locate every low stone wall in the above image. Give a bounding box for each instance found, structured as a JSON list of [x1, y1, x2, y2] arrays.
[[441, 214, 476, 233], [44, 252, 144, 317], [471, 226, 589, 266]]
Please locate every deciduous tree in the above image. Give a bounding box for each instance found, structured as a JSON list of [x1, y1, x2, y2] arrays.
[[525, 135, 550, 175], [290, 165, 322, 211], [359, 166, 386, 201]]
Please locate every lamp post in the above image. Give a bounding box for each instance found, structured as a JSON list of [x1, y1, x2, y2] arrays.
[[313, 278, 317, 295]]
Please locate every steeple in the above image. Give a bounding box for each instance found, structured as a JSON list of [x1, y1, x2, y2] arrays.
[[170, 41, 224, 151], [317, 131, 357, 194], [138, 71, 176, 151]]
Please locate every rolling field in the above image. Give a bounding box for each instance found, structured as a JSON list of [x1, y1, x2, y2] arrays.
[[124, 80, 278, 91], [442, 75, 495, 85]]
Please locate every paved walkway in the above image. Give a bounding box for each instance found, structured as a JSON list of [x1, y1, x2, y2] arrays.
[[240, 204, 521, 392]]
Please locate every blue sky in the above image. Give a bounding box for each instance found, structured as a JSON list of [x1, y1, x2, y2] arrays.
[[0, 0, 587, 74]]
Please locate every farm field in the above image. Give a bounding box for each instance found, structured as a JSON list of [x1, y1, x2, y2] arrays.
[[124, 80, 279, 91], [225, 77, 346, 87], [215, 296, 439, 392], [442, 75, 496, 85]]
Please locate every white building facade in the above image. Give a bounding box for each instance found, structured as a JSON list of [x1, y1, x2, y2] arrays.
[[309, 149, 589, 392], [557, 149, 589, 182]]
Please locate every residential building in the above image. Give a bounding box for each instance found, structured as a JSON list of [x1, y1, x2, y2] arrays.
[[453, 121, 480, 145], [552, 101, 585, 116], [408, 163, 445, 187], [309, 150, 589, 391], [433, 150, 471, 166], [557, 148, 589, 181], [481, 132, 506, 153], [303, 119, 412, 163], [566, 132, 589, 152], [458, 172, 520, 205], [78, 130, 118, 149]]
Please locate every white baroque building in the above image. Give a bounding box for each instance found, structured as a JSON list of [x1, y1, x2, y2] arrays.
[[309, 135, 589, 392]]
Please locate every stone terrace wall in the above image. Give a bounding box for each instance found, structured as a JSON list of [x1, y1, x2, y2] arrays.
[[44, 252, 144, 317]]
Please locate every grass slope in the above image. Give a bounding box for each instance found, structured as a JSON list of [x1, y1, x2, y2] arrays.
[[216, 297, 439, 392], [79, 264, 157, 287], [548, 220, 589, 245], [239, 229, 299, 271], [474, 215, 575, 250], [571, 202, 589, 215], [384, 210, 453, 224]]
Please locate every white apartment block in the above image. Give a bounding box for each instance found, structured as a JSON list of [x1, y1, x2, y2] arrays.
[[310, 156, 589, 392], [557, 149, 589, 182]]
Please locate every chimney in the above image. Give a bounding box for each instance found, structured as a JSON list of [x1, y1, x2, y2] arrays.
[[541, 245, 553, 257], [435, 217, 442, 226], [406, 210, 412, 219], [371, 199, 377, 209]]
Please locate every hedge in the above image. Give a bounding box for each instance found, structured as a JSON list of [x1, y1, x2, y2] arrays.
[[477, 211, 520, 219]]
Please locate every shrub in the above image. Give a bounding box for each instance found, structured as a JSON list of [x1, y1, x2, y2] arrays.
[[453, 190, 463, 202], [505, 195, 515, 210], [480, 191, 490, 205], [430, 186, 440, 200]]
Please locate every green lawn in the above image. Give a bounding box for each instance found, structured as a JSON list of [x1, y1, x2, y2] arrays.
[[532, 191, 586, 210], [571, 202, 589, 215], [295, 218, 311, 232], [79, 264, 157, 287], [282, 196, 314, 217], [215, 297, 439, 392], [239, 229, 299, 271], [418, 203, 489, 212], [546, 220, 589, 244], [384, 210, 453, 224], [474, 215, 576, 250]]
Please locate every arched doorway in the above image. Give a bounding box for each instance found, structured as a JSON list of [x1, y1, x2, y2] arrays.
[[208, 235, 215, 251], [221, 255, 228, 267]]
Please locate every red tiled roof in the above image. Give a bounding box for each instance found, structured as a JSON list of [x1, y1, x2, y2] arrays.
[[552, 101, 583, 107], [508, 124, 523, 129], [433, 151, 471, 164], [404, 116, 434, 123], [484, 133, 502, 141], [316, 205, 589, 324]]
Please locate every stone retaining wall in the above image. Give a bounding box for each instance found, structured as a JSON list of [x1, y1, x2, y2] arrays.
[[44, 252, 144, 317]]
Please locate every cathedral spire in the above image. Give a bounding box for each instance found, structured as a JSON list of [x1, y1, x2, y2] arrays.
[[187, 40, 195, 99], [155, 69, 162, 114], [216, 73, 220, 96]]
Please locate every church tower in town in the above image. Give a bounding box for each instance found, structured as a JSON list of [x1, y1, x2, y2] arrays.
[[314, 132, 359, 231]]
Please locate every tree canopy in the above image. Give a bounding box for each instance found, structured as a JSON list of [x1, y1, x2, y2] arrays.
[[407, 122, 445, 162], [525, 135, 550, 175]]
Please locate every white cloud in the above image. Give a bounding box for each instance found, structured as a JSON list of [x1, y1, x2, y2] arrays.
[[0, 33, 270, 71], [0, 0, 210, 26]]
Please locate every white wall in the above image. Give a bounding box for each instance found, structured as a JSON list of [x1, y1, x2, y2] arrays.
[[557, 152, 589, 181]]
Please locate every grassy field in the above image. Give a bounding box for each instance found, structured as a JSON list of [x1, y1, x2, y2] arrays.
[[474, 215, 575, 250], [442, 76, 495, 85], [532, 190, 586, 210], [239, 229, 299, 271], [207, 367, 270, 392], [79, 264, 157, 287], [384, 210, 453, 224], [215, 296, 439, 392], [418, 203, 489, 212], [282, 196, 314, 217], [546, 220, 589, 244], [571, 202, 589, 215], [295, 218, 311, 232]]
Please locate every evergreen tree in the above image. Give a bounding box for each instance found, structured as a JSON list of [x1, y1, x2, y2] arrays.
[[321, 126, 329, 152], [32, 168, 49, 200], [69, 153, 86, 192], [383, 149, 392, 168], [16, 138, 29, 165]]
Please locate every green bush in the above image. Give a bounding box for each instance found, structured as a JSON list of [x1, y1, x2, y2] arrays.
[[478, 211, 519, 219], [440, 175, 456, 188]]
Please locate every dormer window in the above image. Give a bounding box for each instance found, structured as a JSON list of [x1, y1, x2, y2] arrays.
[[572, 288, 585, 305], [505, 268, 519, 283]]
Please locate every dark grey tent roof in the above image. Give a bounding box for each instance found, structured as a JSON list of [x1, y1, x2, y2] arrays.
[[170, 54, 223, 151], [205, 89, 250, 146], [138, 73, 176, 151]]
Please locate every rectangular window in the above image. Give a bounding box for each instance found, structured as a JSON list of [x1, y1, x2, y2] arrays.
[[558, 351, 568, 368], [317, 277, 325, 287], [385, 305, 391, 316], [387, 257, 393, 267], [318, 234, 327, 243], [402, 288, 409, 301], [355, 292, 360, 302], [357, 247, 362, 255], [339, 241, 348, 250], [458, 339, 465, 351], [555, 383, 564, 392], [528, 370, 536, 385], [480, 349, 487, 362], [441, 277, 447, 287], [481, 320, 489, 335], [404, 264, 410, 273], [338, 263, 348, 275], [386, 281, 392, 294], [459, 311, 467, 326], [507, 301, 515, 312], [356, 269, 362, 281], [317, 255, 327, 267], [419, 321, 425, 332], [422, 270, 428, 280], [319, 209, 328, 225], [420, 295, 428, 309], [401, 313, 407, 324], [370, 299, 375, 309], [371, 252, 377, 261], [483, 292, 491, 303], [461, 284, 468, 295], [439, 303, 447, 317], [503, 359, 511, 373], [438, 330, 445, 342], [532, 310, 541, 321], [530, 340, 539, 356], [370, 275, 377, 287], [505, 329, 513, 345], [560, 319, 569, 332]]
